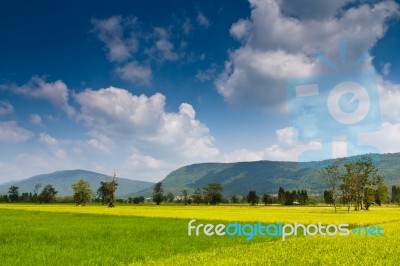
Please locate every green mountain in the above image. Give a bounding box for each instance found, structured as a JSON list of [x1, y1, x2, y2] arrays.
[[0, 169, 154, 197], [135, 153, 400, 197]]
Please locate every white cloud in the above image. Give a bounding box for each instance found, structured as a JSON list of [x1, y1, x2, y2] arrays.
[[4, 76, 75, 117], [82, 131, 114, 154], [377, 76, 400, 123], [0, 101, 14, 115], [39, 133, 59, 146], [0, 121, 33, 143], [197, 12, 211, 28], [223, 127, 322, 162], [359, 122, 400, 154], [223, 148, 264, 162], [195, 65, 217, 82], [182, 19, 192, 34], [75, 87, 219, 161], [30, 114, 43, 127], [382, 62, 391, 76], [115, 61, 152, 85], [91, 16, 139, 62], [217, 0, 399, 109], [146, 27, 179, 61]]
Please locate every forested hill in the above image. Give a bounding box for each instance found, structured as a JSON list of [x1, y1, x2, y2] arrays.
[[135, 153, 400, 197]]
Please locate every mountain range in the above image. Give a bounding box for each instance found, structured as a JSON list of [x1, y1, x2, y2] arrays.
[[1, 153, 400, 198], [133, 153, 400, 197], [0, 169, 154, 197]]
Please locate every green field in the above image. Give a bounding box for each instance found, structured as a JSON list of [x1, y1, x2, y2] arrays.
[[1, 204, 399, 265]]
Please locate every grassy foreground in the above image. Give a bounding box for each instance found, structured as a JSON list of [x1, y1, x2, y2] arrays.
[[0, 204, 399, 265]]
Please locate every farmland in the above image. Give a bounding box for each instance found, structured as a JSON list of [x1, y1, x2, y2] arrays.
[[0, 204, 399, 265]]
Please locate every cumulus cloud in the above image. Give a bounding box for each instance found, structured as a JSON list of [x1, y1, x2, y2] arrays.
[[182, 19, 192, 34], [71, 86, 220, 181], [75, 87, 219, 161], [115, 61, 152, 84], [91, 16, 139, 62], [195, 65, 217, 82], [197, 12, 211, 28], [146, 27, 179, 61], [0, 101, 14, 115], [30, 114, 43, 127], [216, 0, 399, 109], [359, 122, 400, 153], [39, 133, 59, 146], [0, 121, 33, 143], [223, 127, 322, 162], [2, 76, 75, 117]]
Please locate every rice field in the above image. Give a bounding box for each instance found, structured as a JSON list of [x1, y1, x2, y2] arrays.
[[0, 204, 399, 265]]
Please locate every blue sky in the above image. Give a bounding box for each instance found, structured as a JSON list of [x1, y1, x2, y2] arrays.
[[1, 0, 400, 182]]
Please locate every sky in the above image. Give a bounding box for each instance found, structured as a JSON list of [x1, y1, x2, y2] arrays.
[[0, 0, 400, 182]]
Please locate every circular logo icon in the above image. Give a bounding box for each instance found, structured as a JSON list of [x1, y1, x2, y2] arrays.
[[327, 81, 370, 125]]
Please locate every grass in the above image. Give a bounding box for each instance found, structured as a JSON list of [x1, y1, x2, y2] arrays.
[[0, 204, 399, 265]]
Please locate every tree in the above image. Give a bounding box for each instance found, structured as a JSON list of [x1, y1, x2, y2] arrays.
[[32, 183, 41, 203], [262, 194, 272, 206], [364, 187, 375, 210], [132, 196, 144, 204], [166, 192, 174, 203], [182, 190, 189, 205], [391, 185, 400, 205], [342, 156, 379, 211], [375, 180, 388, 206], [39, 185, 58, 203], [153, 182, 164, 205], [203, 183, 223, 205], [8, 186, 19, 202], [193, 188, 203, 204], [247, 190, 259, 205], [72, 179, 93, 206], [97, 172, 118, 207], [323, 190, 334, 204], [232, 194, 244, 204], [278, 187, 285, 204], [298, 190, 309, 205], [319, 162, 342, 212]]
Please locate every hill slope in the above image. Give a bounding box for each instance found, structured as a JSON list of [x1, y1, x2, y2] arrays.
[[0, 170, 154, 197], [135, 153, 400, 197]]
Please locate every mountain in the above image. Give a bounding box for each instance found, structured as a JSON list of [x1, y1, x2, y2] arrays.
[[134, 153, 400, 197], [0, 169, 154, 197]]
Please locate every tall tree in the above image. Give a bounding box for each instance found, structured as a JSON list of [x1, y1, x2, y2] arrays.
[[153, 182, 164, 205], [262, 194, 272, 206], [32, 183, 41, 203], [323, 190, 334, 204], [203, 183, 223, 205], [72, 179, 93, 206], [8, 186, 19, 202], [375, 180, 388, 206], [319, 163, 342, 212], [98, 172, 118, 207], [193, 188, 203, 204], [391, 185, 400, 205], [277, 187, 285, 204], [342, 156, 379, 211], [166, 192, 174, 203], [247, 190, 259, 205], [182, 189, 189, 205], [39, 185, 58, 203]]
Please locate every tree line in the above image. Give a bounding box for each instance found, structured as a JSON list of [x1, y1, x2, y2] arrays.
[[319, 156, 388, 212], [2, 156, 400, 211]]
